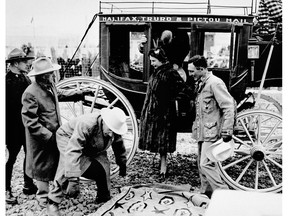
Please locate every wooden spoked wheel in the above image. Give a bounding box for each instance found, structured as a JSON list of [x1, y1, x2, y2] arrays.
[[218, 109, 282, 192], [56, 77, 139, 179]]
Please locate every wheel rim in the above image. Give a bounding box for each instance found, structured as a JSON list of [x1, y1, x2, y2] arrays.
[[218, 109, 282, 192], [253, 93, 282, 113], [56, 77, 139, 179]]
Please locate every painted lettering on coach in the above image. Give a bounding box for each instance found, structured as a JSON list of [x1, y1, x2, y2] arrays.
[[100, 15, 253, 24]]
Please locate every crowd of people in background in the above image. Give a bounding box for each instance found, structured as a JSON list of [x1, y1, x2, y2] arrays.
[[6, 43, 96, 81]]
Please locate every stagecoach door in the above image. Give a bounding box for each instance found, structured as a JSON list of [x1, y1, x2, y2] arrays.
[[189, 22, 252, 103]]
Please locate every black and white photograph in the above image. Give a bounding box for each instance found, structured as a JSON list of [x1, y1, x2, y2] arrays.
[[4, 0, 284, 215]]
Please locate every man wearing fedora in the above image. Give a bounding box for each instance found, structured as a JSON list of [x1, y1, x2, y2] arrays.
[[188, 55, 236, 198], [21, 57, 94, 208], [6, 48, 37, 204], [46, 107, 127, 216]]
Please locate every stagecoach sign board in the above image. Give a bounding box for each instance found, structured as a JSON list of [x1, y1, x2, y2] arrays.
[[99, 14, 254, 24]]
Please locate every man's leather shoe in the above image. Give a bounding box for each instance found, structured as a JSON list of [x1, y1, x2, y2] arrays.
[[6, 190, 17, 205], [47, 202, 61, 216], [23, 184, 38, 195]]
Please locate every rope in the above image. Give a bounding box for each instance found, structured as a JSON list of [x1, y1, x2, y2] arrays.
[[62, 13, 100, 80]]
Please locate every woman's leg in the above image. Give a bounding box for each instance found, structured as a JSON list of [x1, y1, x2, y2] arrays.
[[160, 153, 167, 174]]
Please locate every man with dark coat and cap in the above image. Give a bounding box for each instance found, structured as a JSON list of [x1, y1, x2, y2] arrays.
[[21, 57, 93, 208], [5, 48, 37, 204]]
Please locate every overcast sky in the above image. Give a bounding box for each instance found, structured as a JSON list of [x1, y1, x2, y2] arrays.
[[5, 0, 257, 46]]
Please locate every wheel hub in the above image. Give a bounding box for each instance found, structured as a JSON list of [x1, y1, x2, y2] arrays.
[[250, 146, 265, 161]]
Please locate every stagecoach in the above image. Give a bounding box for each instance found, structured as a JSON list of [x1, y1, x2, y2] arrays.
[[56, 1, 282, 193]]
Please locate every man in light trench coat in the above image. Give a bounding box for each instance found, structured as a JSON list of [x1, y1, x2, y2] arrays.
[[21, 57, 93, 208], [46, 107, 128, 216], [188, 55, 236, 198]]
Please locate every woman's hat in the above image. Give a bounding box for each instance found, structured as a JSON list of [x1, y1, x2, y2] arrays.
[[28, 57, 61, 76], [6, 48, 35, 63], [148, 48, 168, 63], [101, 107, 128, 135], [206, 138, 234, 162]]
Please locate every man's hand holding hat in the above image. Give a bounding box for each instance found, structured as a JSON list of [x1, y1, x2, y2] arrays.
[[221, 130, 233, 142], [222, 135, 232, 142]]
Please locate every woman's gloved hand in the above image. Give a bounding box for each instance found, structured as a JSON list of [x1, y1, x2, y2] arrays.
[[82, 89, 94, 97]]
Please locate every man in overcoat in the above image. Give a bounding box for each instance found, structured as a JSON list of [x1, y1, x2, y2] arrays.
[[21, 57, 93, 208], [6, 48, 37, 204], [188, 55, 236, 198], [46, 107, 127, 216]]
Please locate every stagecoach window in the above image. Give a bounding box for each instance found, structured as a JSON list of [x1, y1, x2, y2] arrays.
[[204, 32, 235, 69], [108, 26, 144, 80], [130, 32, 144, 74]]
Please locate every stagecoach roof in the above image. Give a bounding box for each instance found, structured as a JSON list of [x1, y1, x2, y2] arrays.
[[99, 1, 257, 16]]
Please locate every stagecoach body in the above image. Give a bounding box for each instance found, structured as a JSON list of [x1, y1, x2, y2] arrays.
[[98, 13, 255, 114], [56, 1, 282, 192]]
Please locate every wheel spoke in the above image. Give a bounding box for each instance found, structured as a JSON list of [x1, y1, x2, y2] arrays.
[[263, 103, 271, 110], [66, 102, 77, 117], [265, 156, 282, 169], [255, 161, 259, 189], [90, 86, 100, 113], [262, 160, 277, 186], [222, 155, 250, 170], [256, 114, 261, 144], [234, 148, 250, 156], [262, 120, 281, 146], [76, 82, 84, 114], [264, 140, 282, 154], [235, 159, 253, 183], [233, 135, 251, 149], [108, 97, 120, 108], [261, 116, 273, 124], [239, 118, 255, 144]]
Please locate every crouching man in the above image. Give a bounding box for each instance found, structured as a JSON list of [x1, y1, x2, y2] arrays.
[[47, 107, 128, 216]]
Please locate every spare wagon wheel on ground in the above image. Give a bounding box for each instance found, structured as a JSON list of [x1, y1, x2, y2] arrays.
[[56, 77, 139, 180], [218, 109, 282, 192]]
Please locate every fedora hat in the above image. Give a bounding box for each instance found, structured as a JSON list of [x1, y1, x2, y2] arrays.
[[101, 107, 128, 135], [6, 48, 35, 63], [28, 57, 61, 76], [206, 138, 234, 162]]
